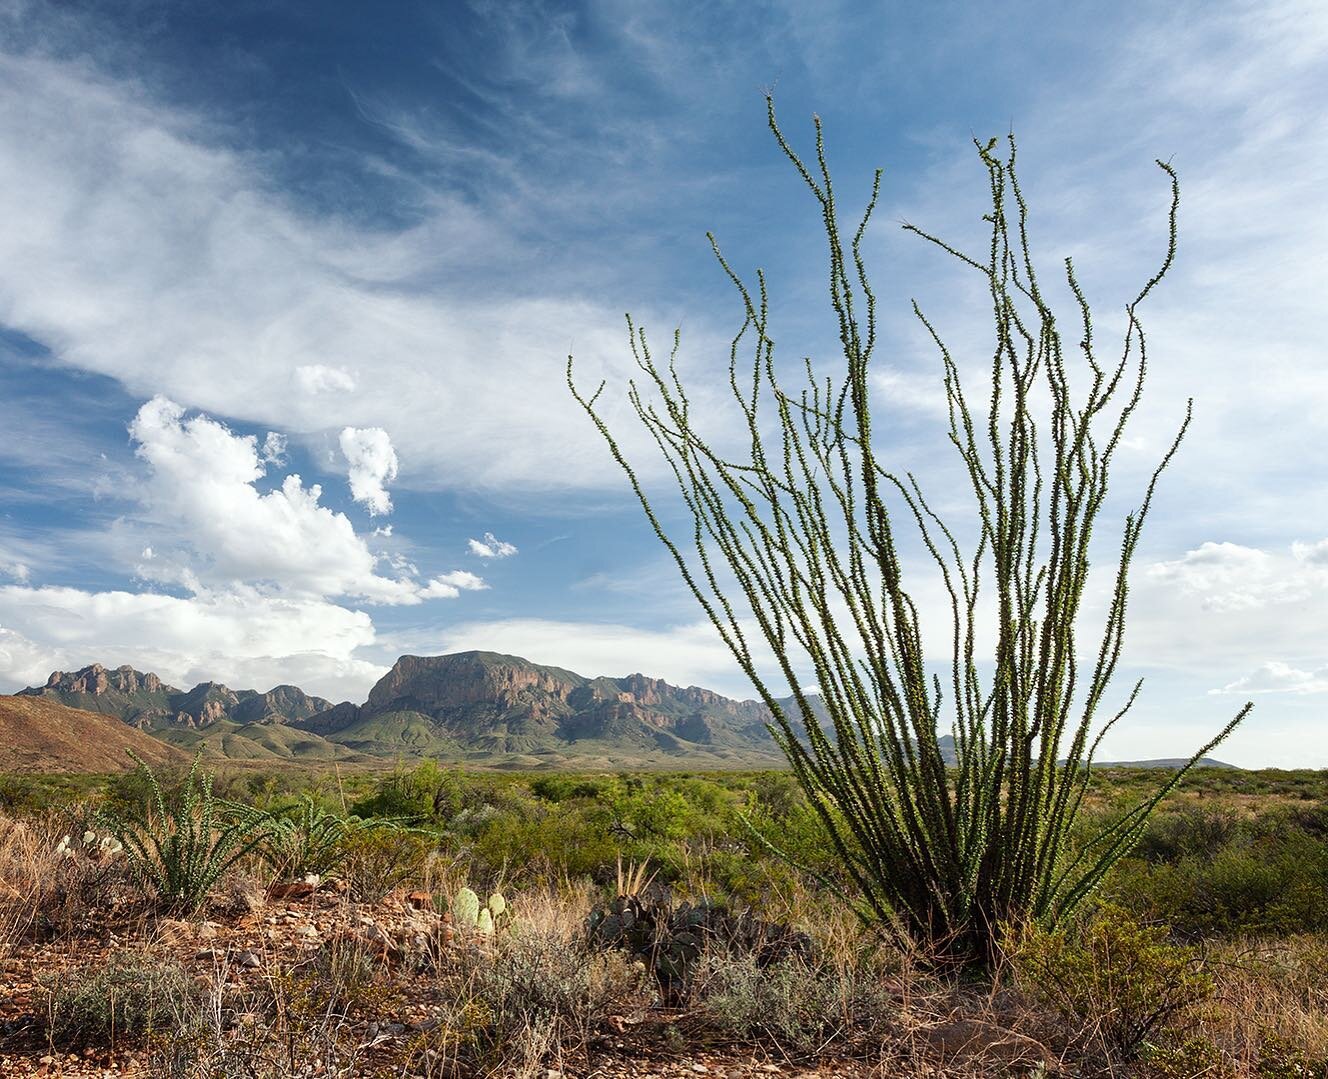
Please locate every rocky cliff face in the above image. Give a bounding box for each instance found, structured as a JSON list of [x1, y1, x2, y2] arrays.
[[333, 651, 786, 755], [22, 652, 802, 762], [22, 666, 330, 731], [42, 663, 170, 699]]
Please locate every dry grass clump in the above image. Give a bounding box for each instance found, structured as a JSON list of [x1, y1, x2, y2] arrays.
[[691, 946, 898, 1057], [1204, 935, 1328, 1077], [421, 887, 650, 1078], [0, 811, 138, 949]]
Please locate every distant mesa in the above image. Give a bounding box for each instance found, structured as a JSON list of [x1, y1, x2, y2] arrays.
[[7, 653, 1236, 771]]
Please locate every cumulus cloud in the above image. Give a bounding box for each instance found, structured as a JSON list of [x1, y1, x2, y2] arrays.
[[1118, 538, 1328, 699], [260, 431, 287, 466], [1144, 541, 1315, 612], [418, 571, 488, 600], [1213, 661, 1328, 696], [294, 364, 356, 395], [0, 556, 28, 583], [126, 398, 483, 608], [1292, 538, 1328, 566], [468, 532, 518, 559], [0, 585, 386, 701], [339, 427, 399, 517], [130, 397, 420, 604]]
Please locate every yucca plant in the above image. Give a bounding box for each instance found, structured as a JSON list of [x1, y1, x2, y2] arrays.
[[109, 751, 271, 914], [569, 98, 1251, 964]]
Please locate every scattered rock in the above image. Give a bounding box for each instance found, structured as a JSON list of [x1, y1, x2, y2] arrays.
[[268, 880, 316, 901]]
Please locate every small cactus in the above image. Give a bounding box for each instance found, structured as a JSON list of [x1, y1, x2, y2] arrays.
[[487, 891, 506, 919], [452, 886, 481, 927], [476, 907, 494, 935]]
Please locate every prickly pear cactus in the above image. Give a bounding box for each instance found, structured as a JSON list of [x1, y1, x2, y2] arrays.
[[487, 891, 507, 919], [452, 886, 481, 927], [476, 907, 495, 935]]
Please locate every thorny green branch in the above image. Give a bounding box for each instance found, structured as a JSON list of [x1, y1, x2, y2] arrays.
[[567, 97, 1250, 963]]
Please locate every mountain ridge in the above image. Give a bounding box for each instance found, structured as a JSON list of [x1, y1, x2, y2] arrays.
[[11, 653, 1236, 770]]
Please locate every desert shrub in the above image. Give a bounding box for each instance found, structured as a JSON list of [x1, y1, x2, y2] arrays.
[[450, 924, 648, 1074], [529, 775, 611, 803], [349, 761, 464, 824], [587, 884, 810, 1005], [1256, 1034, 1328, 1079], [258, 795, 404, 880], [1134, 806, 1241, 863], [42, 950, 194, 1047], [694, 950, 895, 1056], [0, 774, 57, 814], [107, 752, 271, 913], [340, 825, 433, 902], [1012, 903, 1214, 1064], [1110, 827, 1328, 937]]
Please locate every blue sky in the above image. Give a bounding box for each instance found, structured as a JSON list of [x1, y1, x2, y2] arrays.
[[0, 0, 1324, 766]]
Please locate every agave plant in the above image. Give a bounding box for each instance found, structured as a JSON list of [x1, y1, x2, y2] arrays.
[[109, 751, 271, 914]]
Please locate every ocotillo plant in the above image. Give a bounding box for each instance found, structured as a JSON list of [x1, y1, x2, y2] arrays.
[[568, 98, 1251, 965]]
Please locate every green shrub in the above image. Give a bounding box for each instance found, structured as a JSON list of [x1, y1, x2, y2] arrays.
[[42, 950, 193, 1047], [1012, 903, 1214, 1064], [349, 761, 463, 824], [108, 752, 271, 914], [1110, 829, 1328, 937], [340, 825, 433, 901], [1257, 1033, 1328, 1079], [258, 795, 404, 880]]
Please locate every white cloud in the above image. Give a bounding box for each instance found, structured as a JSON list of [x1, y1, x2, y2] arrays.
[[0, 585, 386, 701], [418, 571, 489, 600], [1120, 539, 1328, 692], [0, 394, 492, 695], [1292, 538, 1328, 566], [0, 49, 681, 494], [0, 556, 28, 583], [468, 532, 518, 559], [294, 364, 357, 395], [260, 431, 287, 466], [1144, 541, 1311, 612], [130, 397, 419, 604], [339, 426, 399, 517], [1214, 661, 1328, 697]]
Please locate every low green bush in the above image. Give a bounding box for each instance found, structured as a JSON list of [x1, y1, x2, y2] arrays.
[[1109, 817, 1328, 937], [1011, 903, 1214, 1065], [340, 826, 434, 902], [42, 950, 194, 1047]]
